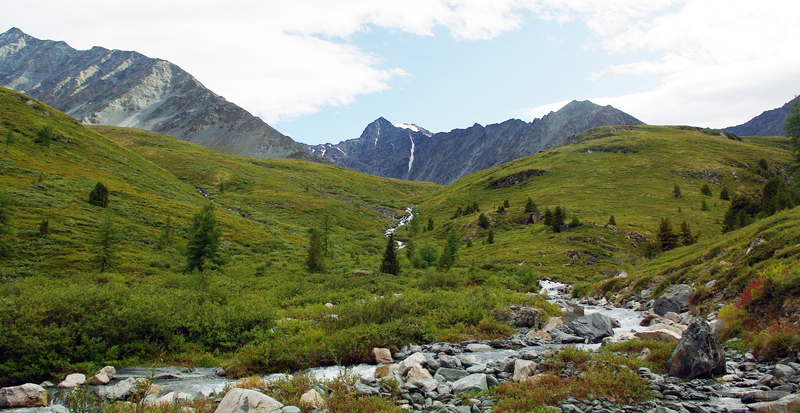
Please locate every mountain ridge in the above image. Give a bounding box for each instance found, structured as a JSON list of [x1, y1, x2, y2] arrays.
[[724, 95, 799, 137], [0, 27, 308, 159], [304, 100, 644, 184]]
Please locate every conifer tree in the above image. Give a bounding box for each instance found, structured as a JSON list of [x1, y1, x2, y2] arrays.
[[306, 228, 325, 273], [38, 219, 49, 237], [4, 126, 13, 154], [552, 206, 566, 233], [785, 98, 800, 167], [543, 208, 553, 226], [438, 229, 460, 271], [680, 221, 699, 246], [608, 215, 616, 226], [410, 207, 420, 234], [701, 198, 709, 211], [380, 234, 400, 275], [524, 197, 537, 213], [657, 217, 678, 251], [477, 212, 490, 229], [427, 217, 434, 231], [719, 186, 730, 201], [158, 214, 174, 250], [673, 185, 682, 199], [35, 125, 53, 145], [503, 199, 510, 208], [185, 204, 224, 272], [487, 229, 494, 244], [701, 184, 712, 196], [88, 182, 110, 208], [95, 211, 118, 274], [0, 191, 12, 257], [761, 178, 795, 216]]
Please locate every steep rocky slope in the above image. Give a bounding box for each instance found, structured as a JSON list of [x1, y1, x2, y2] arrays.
[[304, 100, 643, 184], [0, 27, 307, 159], [724, 95, 799, 137]]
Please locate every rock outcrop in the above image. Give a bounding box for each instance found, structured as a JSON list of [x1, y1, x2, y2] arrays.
[[667, 319, 726, 379], [214, 388, 283, 413]]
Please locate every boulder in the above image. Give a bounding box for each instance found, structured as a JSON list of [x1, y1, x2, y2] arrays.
[[435, 367, 470, 382], [95, 378, 140, 401], [406, 364, 433, 381], [513, 360, 537, 382], [298, 389, 325, 410], [653, 284, 693, 316], [549, 329, 586, 344], [215, 388, 283, 413], [509, 306, 541, 328], [771, 364, 796, 379], [89, 366, 116, 386], [541, 316, 564, 332], [0, 383, 47, 408], [354, 380, 379, 396], [451, 374, 488, 393], [374, 364, 400, 379], [667, 319, 726, 379], [634, 329, 682, 343], [465, 343, 493, 352], [282, 407, 301, 413], [602, 332, 636, 346], [58, 373, 86, 389], [569, 313, 617, 342], [649, 322, 687, 334], [742, 391, 791, 404], [372, 347, 393, 364], [527, 330, 551, 341], [747, 393, 800, 413], [563, 306, 585, 323], [399, 352, 427, 374], [152, 391, 193, 405]]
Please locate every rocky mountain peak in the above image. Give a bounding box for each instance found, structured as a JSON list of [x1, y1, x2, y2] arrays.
[[0, 28, 308, 159]]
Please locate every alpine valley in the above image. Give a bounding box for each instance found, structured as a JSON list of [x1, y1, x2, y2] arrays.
[[1, 27, 800, 413]]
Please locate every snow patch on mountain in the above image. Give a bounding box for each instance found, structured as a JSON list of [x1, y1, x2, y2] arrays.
[[394, 123, 432, 137]]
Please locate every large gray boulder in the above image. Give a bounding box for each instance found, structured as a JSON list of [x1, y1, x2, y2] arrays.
[[0, 383, 47, 408], [451, 374, 488, 393], [568, 313, 617, 342], [509, 306, 541, 328], [654, 284, 693, 316], [667, 319, 726, 379], [549, 329, 586, 343], [215, 388, 283, 413], [89, 366, 116, 385]]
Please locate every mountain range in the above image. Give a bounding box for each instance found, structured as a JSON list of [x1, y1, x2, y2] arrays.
[[303, 100, 643, 184], [0, 27, 307, 159], [2, 27, 795, 185], [724, 95, 799, 137]]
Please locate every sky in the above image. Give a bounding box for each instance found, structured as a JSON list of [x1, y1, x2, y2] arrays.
[[1, 0, 799, 145]]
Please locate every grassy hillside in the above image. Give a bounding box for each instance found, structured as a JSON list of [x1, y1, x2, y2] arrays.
[[0, 87, 560, 386], [396, 125, 792, 286]]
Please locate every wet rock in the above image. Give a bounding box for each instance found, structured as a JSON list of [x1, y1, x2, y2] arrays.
[[215, 388, 283, 413], [399, 352, 427, 374], [747, 393, 800, 413], [465, 343, 493, 352], [438, 355, 462, 369], [95, 378, 141, 401], [57, 373, 86, 389], [667, 319, 726, 379], [741, 391, 791, 404], [89, 366, 116, 386], [569, 313, 617, 342], [281, 407, 301, 413], [0, 383, 47, 408], [550, 329, 586, 344], [452, 374, 488, 393], [654, 284, 692, 316]]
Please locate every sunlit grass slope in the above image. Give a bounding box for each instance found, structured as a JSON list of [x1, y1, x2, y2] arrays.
[[398, 125, 791, 285]]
